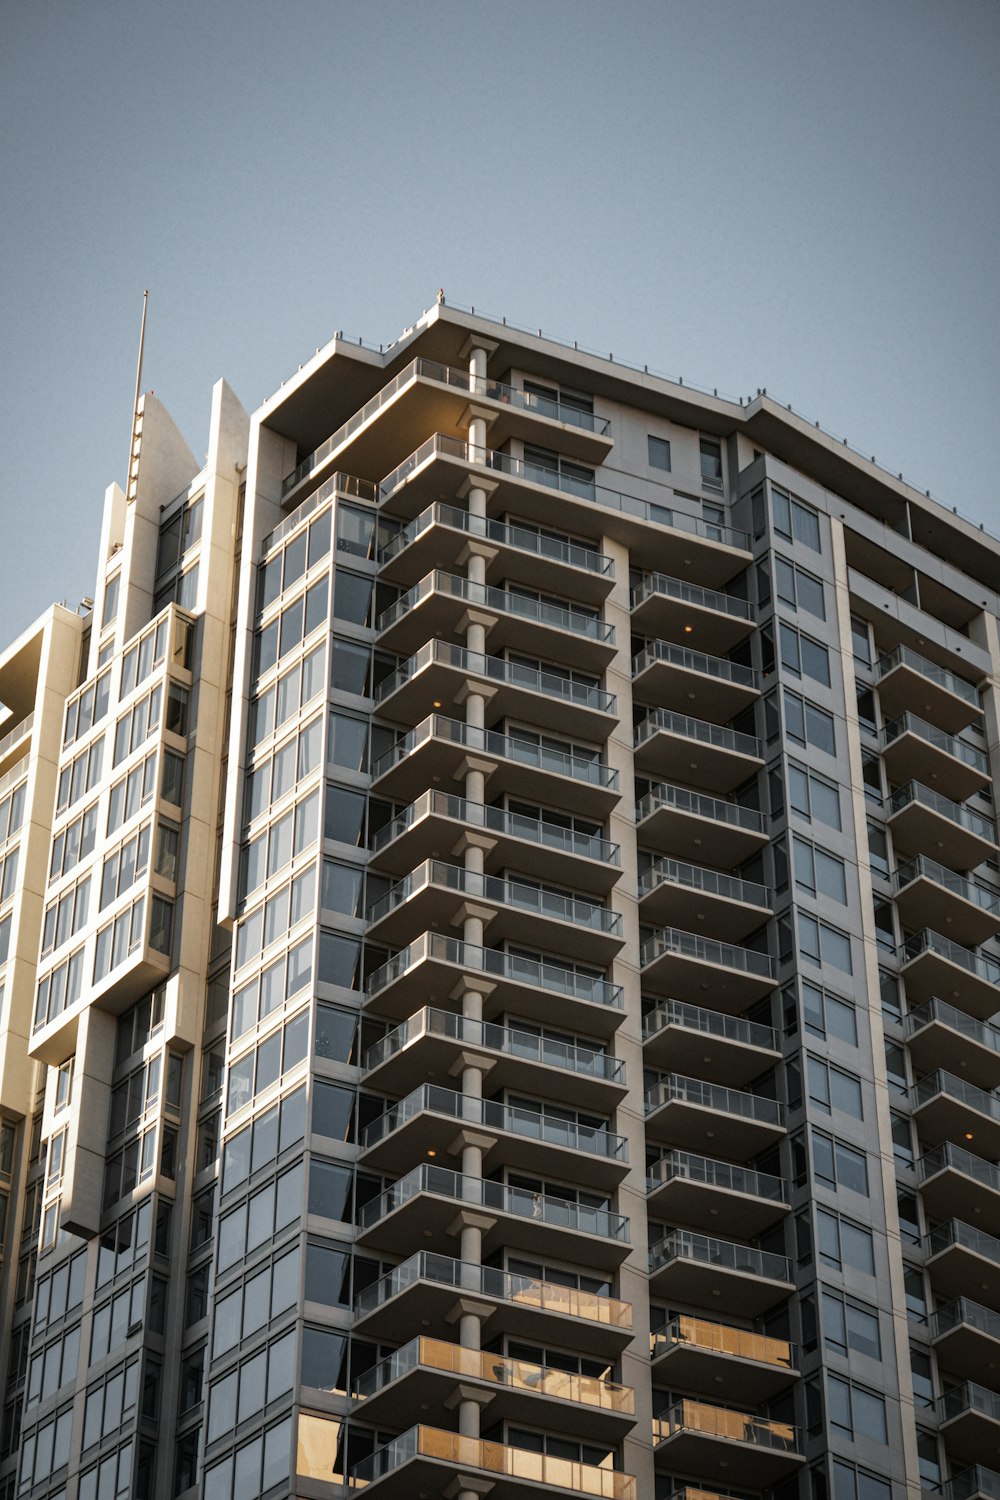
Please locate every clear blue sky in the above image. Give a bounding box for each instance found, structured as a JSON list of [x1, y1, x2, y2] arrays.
[[2, 0, 998, 646]]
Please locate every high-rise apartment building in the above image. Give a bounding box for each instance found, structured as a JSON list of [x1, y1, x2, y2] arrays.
[[0, 300, 998, 1500]]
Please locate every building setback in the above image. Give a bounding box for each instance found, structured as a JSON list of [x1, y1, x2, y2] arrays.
[[0, 300, 998, 1500]]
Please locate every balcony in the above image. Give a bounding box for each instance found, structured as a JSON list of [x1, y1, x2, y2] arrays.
[[648, 1231, 793, 1316], [925, 1222, 1000, 1309], [652, 1400, 803, 1488], [352, 1251, 633, 1354], [352, 1335, 634, 1443], [901, 931, 1000, 1020], [633, 710, 763, 793], [374, 642, 617, 740], [637, 857, 770, 939], [642, 1000, 780, 1087], [631, 641, 758, 723], [910, 1071, 1000, 1158], [361, 1007, 628, 1112], [376, 571, 617, 672], [364, 934, 624, 1037], [280, 359, 615, 504], [888, 782, 996, 871], [918, 1144, 1000, 1237], [640, 928, 775, 1009], [894, 857, 1000, 949], [371, 714, 620, 818], [356, 1163, 630, 1269], [369, 791, 621, 896], [350, 1425, 636, 1500], [378, 435, 750, 587], [646, 1150, 789, 1237], [882, 713, 991, 801], [365, 861, 623, 963], [0, 711, 33, 780], [905, 999, 1000, 1092], [932, 1300, 1000, 1389], [378, 503, 616, 604], [644, 1075, 784, 1159], [941, 1468, 1000, 1500], [635, 784, 768, 866], [939, 1383, 1000, 1470], [876, 645, 982, 734], [358, 1084, 629, 1190], [651, 1316, 797, 1403], [630, 572, 755, 654]]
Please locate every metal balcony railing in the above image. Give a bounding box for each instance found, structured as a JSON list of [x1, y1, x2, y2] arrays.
[[644, 1076, 783, 1128], [632, 639, 756, 690], [377, 570, 614, 643], [902, 930, 1000, 985], [883, 712, 989, 774], [653, 1399, 798, 1452], [353, 1250, 633, 1330], [649, 1230, 791, 1284], [642, 999, 778, 1054], [369, 790, 620, 867], [930, 1298, 1000, 1344], [876, 645, 980, 706], [368, 860, 621, 936], [651, 1314, 795, 1370], [378, 502, 614, 576], [365, 934, 623, 1012], [374, 641, 615, 714], [634, 708, 761, 760], [630, 572, 752, 621], [889, 781, 996, 844], [926, 1220, 1000, 1265], [359, 1162, 629, 1243], [635, 783, 765, 833], [363, 1008, 626, 1087], [939, 1382, 1000, 1425], [361, 1084, 628, 1164], [940, 1469, 1000, 1500], [647, 1150, 787, 1203], [894, 856, 1000, 917], [919, 1142, 1000, 1192], [904, 997, 1000, 1055], [372, 714, 618, 791], [638, 856, 769, 911], [350, 1425, 636, 1497], [911, 1070, 1000, 1122], [640, 928, 775, 982]]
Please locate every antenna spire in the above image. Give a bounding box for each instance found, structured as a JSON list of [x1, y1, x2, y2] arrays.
[[126, 290, 149, 499]]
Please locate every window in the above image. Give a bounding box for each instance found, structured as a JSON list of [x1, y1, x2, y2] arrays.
[[817, 1208, 874, 1275], [156, 495, 203, 580], [812, 1130, 868, 1196], [101, 825, 151, 909], [101, 572, 121, 629], [115, 988, 165, 1066], [699, 435, 723, 490], [34, 946, 86, 1031], [799, 912, 852, 974], [833, 1461, 891, 1500], [910, 1344, 935, 1408], [783, 689, 836, 755], [773, 485, 821, 551], [94, 895, 146, 981], [206, 1329, 294, 1442], [890, 1112, 913, 1168], [49, 802, 98, 879], [648, 436, 671, 472], [202, 1413, 292, 1500], [0, 779, 26, 846], [234, 866, 315, 971], [245, 716, 322, 822], [57, 738, 103, 816], [252, 643, 324, 745], [794, 837, 847, 904], [801, 981, 857, 1046], [775, 556, 825, 619], [867, 820, 889, 878], [41, 875, 91, 957], [107, 751, 157, 834], [212, 1245, 298, 1358], [851, 614, 873, 668], [257, 579, 329, 674], [55, 1060, 73, 1112], [780, 622, 831, 686], [226, 1009, 309, 1116], [230, 936, 312, 1042], [63, 669, 111, 747], [827, 1375, 887, 1443], [221, 1092, 305, 1197], [241, 790, 319, 899], [808, 1057, 863, 1119], [260, 507, 331, 609], [336, 504, 374, 560], [82, 1356, 141, 1451], [822, 1288, 881, 1359]]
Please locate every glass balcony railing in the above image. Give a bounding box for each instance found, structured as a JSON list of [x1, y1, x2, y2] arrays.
[[642, 999, 778, 1055], [363, 1007, 626, 1086], [939, 1382, 1000, 1425], [894, 856, 1000, 917], [889, 781, 996, 844], [374, 641, 616, 714], [377, 570, 614, 644], [902, 930, 1000, 985], [354, 1250, 633, 1331], [638, 856, 769, 911], [651, 1314, 795, 1371], [372, 714, 618, 791], [368, 860, 621, 936], [378, 502, 615, 576], [264, 471, 376, 549], [353, 1334, 635, 1413], [0, 712, 33, 761], [912, 1070, 1000, 1122], [634, 709, 761, 760], [942, 1469, 1000, 1500], [359, 1162, 630, 1243], [379, 434, 750, 551], [883, 712, 990, 774], [649, 1230, 791, 1285], [636, 783, 765, 834], [365, 933, 623, 1012], [647, 1150, 787, 1203], [640, 928, 775, 982], [350, 1425, 636, 1498], [361, 1084, 629, 1163], [653, 1399, 798, 1452], [631, 640, 757, 690], [926, 1220, 1000, 1265], [919, 1142, 1000, 1192], [630, 572, 752, 621], [369, 790, 620, 868], [876, 645, 980, 707], [930, 1298, 1000, 1344], [904, 997, 1000, 1055], [644, 1075, 783, 1129]]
